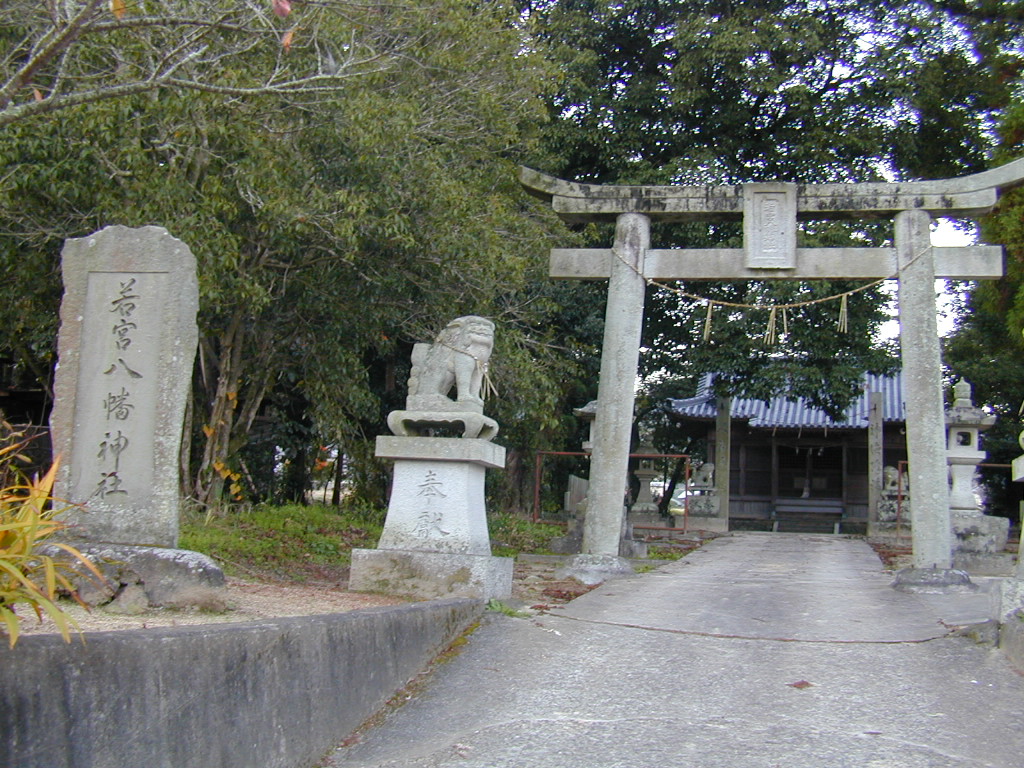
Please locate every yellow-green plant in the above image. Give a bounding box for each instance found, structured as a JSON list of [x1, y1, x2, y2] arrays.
[[0, 433, 100, 647]]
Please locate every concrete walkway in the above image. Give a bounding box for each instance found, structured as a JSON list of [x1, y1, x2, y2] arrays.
[[326, 533, 1024, 768]]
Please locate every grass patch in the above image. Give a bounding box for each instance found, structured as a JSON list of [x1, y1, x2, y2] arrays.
[[646, 544, 695, 561], [485, 598, 529, 618], [180, 503, 383, 582], [487, 513, 564, 558]]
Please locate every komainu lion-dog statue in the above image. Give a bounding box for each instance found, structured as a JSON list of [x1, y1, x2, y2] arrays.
[[387, 316, 499, 440], [407, 316, 494, 411]]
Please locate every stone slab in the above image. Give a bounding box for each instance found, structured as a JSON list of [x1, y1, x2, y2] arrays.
[[50, 226, 198, 547], [952, 512, 1010, 555], [67, 544, 224, 607], [561, 534, 989, 642], [743, 182, 797, 269], [349, 548, 512, 600], [892, 566, 977, 594], [375, 436, 505, 469]]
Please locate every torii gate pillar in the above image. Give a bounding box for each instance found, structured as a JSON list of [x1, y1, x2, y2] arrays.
[[582, 214, 649, 564], [895, 210, 954, 571]]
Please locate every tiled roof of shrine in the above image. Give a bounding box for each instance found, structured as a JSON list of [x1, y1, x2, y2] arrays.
[[666, 371, 905, 429]]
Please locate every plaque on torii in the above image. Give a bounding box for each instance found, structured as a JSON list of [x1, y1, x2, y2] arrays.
[[520, 159, 1024, 580]]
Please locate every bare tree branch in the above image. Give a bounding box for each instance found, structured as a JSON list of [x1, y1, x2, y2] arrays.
[[0, 0, 414, 128]]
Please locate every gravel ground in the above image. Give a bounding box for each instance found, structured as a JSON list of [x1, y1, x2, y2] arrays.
[[13, 555, 599, 637]]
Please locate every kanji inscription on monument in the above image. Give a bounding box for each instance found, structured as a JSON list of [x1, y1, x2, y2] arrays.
[[744, 183, 797, 269], [52, 226, 198, 547], [78, 273, 162, 503]]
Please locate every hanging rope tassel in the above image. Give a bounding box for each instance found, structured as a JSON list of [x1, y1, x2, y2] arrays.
[[782, 306, 789, 338], [703, 300, 714, 342], [479, 361, 497, 401], [838, 293, 849, 333], [763, 306, 777, 345]]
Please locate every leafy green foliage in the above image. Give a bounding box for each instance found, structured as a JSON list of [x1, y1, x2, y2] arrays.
[[0, 1, 575, 510], [0, 0, 411, 127], [0, 427, 101, 647], [646, 545, 689, 561], [527, 0, 1011, 184], [485, 598, 529, 617]]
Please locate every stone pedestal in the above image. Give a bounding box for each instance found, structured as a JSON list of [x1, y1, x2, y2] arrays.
[[349, 436, 512, 600], [952, 513, 1009, 559], [892, 566, 977, 594]]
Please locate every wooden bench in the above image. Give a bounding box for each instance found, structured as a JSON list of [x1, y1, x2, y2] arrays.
[[772, 500, 845, 534]]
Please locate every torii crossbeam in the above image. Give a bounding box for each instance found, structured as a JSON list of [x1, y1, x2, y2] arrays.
[[520, 159, 1024, 581]]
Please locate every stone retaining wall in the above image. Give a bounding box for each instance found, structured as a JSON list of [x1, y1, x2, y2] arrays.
[[0, 599, 481, 768]]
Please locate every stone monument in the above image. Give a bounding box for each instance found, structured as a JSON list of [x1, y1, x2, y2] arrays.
[[629, 445, 660, 515], [50, 225, 223, 609], [349, 316, 512, 599]]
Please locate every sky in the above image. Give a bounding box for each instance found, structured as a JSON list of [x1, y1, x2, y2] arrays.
[[876, 217, 976, 340]]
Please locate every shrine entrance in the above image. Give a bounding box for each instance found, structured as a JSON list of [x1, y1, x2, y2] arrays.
[[520, 159, 1024, 579]]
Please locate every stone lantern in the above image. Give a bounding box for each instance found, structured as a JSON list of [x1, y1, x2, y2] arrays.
[[631, 444, 660, 514], [573, 400, 598, 453], [946, 379, 1007, 559], [946, 380, 994, 512]]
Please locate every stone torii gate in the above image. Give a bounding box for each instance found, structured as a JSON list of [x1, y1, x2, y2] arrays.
[[520, 160, 1024, 585]]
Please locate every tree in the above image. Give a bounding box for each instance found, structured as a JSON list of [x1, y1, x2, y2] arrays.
[[0, 0, 408, 128], [0, 0, 576, 509], [520, 0, 1021, 444], [527, 0, 1012, 184], [944, 100, 1024, 516]]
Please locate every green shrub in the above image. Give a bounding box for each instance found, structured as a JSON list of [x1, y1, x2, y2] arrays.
[[0, 433, 100, 647]]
